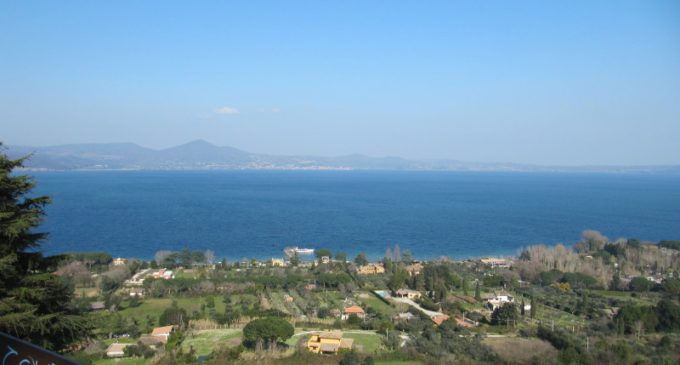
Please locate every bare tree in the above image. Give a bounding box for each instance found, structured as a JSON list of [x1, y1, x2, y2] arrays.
[[394, 244, 401, 262], [155, 250, 173, 266], [204, 249, 215, 265], [55, 261, 92, 286]]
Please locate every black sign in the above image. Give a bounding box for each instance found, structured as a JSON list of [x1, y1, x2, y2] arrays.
[[0, 332, 81, 365]]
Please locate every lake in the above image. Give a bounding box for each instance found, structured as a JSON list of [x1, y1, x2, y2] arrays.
[[29, 170, 680, 261]]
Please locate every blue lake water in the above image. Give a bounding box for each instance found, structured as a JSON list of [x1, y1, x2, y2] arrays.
[[29, 170, 680, 261]]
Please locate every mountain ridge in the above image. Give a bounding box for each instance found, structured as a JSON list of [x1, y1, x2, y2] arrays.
[[5, 140, 680, 173]]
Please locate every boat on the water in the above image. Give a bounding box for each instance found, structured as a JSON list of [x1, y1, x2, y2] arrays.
[[284, 246, 315, 256]]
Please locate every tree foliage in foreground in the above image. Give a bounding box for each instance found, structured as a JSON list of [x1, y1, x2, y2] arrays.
[[242, 317, 294, 349], [0, 145, 92, 349]]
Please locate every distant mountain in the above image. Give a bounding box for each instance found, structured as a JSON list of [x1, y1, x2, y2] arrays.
[[5, 140, 680, 173]]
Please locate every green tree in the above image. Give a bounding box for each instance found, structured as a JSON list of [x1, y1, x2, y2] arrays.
[[629, 277, 652, 292], [474, 281, 481, 301], [402, 249, 413, 264], [315, 248, 332, 259], [335, 251, 347, 262], [159, 300, 188, 327], [0, 147, 92, 350], [491, 303, 518, 326], [289, 252, 300, 266], [339, 351, 361, 365], [243, 317, 294, 350], [354, 252, 369, 266], [655, 299, 680, 332], [610, 271, 622, 290], [530, 296, 536, 319], [462, 277, 469, 296]]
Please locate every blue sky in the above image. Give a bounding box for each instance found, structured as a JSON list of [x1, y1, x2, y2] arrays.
[[1, 1, 679, 165]]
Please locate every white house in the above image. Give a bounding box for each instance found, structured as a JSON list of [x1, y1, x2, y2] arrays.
[[487, 294, 514, 309]]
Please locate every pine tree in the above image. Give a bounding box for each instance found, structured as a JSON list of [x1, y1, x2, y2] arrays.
[[0, 146, 92, 349]]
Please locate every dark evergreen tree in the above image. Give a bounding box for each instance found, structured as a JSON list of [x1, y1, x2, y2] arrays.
[[491, 303, 518, 326], [0, 146, 92, 349]]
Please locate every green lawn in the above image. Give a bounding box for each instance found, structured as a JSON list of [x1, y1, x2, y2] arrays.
[[344, 333, 384, 353], [93, 357, 149, 365], [361, 295, 396, 317], [181, 329, 242, 357]]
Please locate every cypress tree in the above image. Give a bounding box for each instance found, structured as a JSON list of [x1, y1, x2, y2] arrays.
[[474, 281, 482, 301]]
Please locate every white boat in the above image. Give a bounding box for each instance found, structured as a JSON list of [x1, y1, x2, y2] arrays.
[[284, 246, 315, 256]]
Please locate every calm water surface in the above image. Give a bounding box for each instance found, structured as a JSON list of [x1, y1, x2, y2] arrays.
[[30, 170, 680, 260]]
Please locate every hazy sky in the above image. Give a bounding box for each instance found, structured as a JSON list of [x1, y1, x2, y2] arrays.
[[1, 1, 679, 165]]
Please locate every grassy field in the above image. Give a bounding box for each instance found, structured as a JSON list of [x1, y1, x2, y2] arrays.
[[344, 333, 384, 353], [360, 294, 397, 317], [93, 357, 149, 365], [591, 290, 660, 305], [116, 296, 228, 325], [483, 337, 558, 364], [181, 329, 242, 357]]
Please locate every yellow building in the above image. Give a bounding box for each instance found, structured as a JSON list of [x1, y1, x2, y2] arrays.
[[270, 258, 286, 267], [306, 331, 354, 354], [357, 263, 385, 275]]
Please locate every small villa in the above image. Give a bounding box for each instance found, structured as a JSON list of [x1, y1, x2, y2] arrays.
[[487, 294, 514, 309], [357, 263, 385, 275], [432, 314, 450, 326], [342, 305, 365, 320], [270, 258, 286, 267], [395, 289, 422, 300], [405, 262, 424, 276], [150, 325, 174, 343], [112, 257, 127, 266], [307, 331, 354, 354], [480, 258, 511, 268], [151, 269, 174, 280]]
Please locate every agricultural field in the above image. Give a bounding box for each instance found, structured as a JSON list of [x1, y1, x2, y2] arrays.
[[359, 292, 399, 317], [483, 337, 558, 364], [181, 329, 242, 358], [114, 296, 227, 325], [343, 332, 384, 353]]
